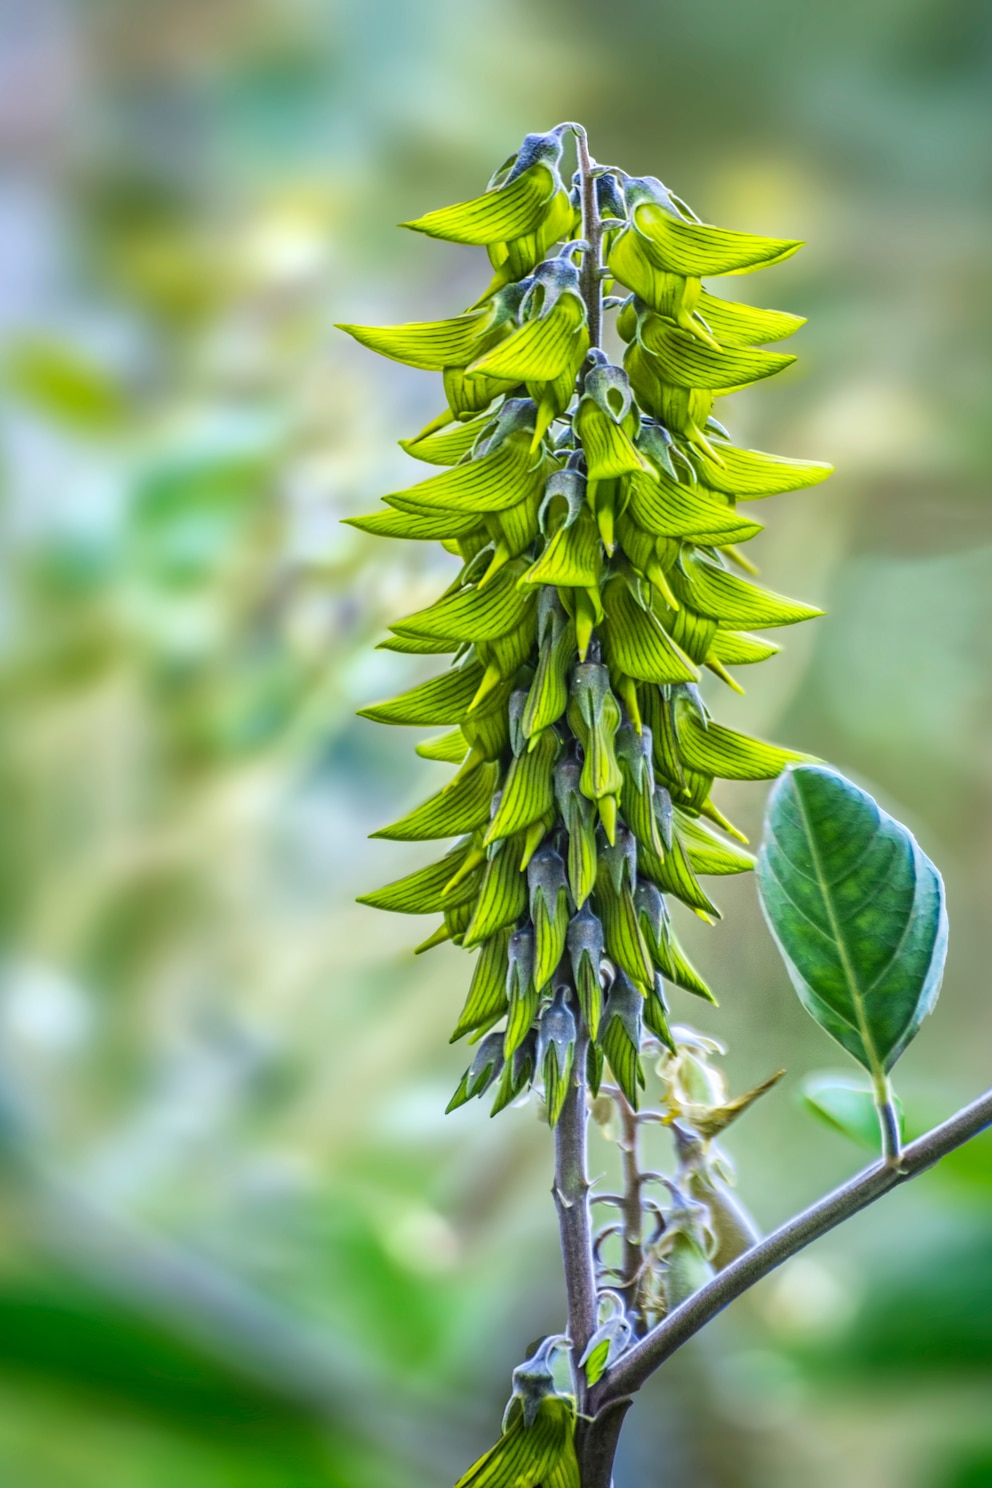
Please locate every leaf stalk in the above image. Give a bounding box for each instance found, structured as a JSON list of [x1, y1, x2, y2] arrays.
[[873, 1069, 903, 1168]]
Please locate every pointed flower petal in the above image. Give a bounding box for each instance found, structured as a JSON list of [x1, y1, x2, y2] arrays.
[[403, 161, 558, 245], [632, 203, 803, 277]]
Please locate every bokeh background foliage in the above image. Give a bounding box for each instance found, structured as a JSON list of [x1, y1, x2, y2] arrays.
[[0, 0, 990, 1484]]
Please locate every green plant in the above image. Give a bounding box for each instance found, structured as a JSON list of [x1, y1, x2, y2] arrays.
[[338, 124, 992, 1488]]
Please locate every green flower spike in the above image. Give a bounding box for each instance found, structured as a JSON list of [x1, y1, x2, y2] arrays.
[[346, 124, 829, 1131], [343, 134, 834, 1472]]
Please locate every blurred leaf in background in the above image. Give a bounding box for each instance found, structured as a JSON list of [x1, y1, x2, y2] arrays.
[[0, 0, 990, 1485]]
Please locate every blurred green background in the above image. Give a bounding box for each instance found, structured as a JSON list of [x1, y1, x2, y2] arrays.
[[0, 0, 990, 1484]]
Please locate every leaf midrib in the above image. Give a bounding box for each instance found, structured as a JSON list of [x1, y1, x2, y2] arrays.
[[791, 781, 882, 1078]]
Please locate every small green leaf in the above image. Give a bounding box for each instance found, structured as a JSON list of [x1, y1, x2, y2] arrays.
[[528, 843, 570, 990], [624, 341, 715, 445], [519, 508, 603, 589], [608, 230, 700, 325], [802, 1073, 905, 1153], [616, 725, 667, 862], [491, 1028, 538, 1113], [490, 186, 578, 289], [644, 975, 676, 1048], [463, 679, 514, 759], [447, 1030, 505, 1112], [377, 632, 461, 655], [505, 927, 538, 1058], [556, 758, 599, 909], [582, 1338, 611, 1388], [454, 1392, 577, 1488], [539, 991, 577, 1126], [707, 630, 781, 666], [567, 663, 624, 804], [522, 598, 575, 737], [676, 811, 755, 874], [757, 764, 948, 1077], [444, 363, 519, 418], [663, 601, 725, 667], [644, 834, 720, 918], [658, 933, 716, 1003], [463, 835, 528, 948], [599, 970, 646, 1107], [575, 398, 648, 482], [633, 878, 717, 1001], [567, 903, 605, 1038], [594, 854, 655, 992]]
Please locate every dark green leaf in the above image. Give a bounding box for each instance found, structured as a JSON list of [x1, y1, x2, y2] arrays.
[[757, 765, 948, 1076]]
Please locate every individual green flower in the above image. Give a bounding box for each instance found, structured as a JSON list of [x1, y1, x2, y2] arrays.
[[455, 1346, 579, 1488]]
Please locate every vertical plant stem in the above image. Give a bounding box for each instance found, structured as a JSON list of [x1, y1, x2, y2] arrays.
[[554, 1029, 597, 1410], [580, 1397, 631, 1488], [575, 127, 603, 349], [572, 125, 614, 1484], [617, 1094, 644, 1332]]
